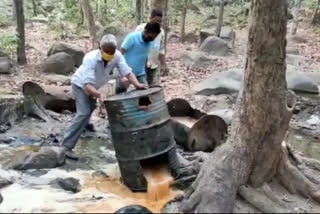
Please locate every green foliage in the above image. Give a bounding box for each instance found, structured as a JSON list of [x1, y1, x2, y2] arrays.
[[0, 14, 9, 27], [63, 0, 81, 23], [0, 34, 19, 55]]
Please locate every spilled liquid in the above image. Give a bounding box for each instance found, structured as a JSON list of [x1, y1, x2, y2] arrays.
[[80, 166, 178, 213]]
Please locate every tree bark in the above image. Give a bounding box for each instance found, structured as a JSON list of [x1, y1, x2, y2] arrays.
[[136, 0, 142, 25], [215, 0, 225, 37], [78, 0, 84, 25], [13, 0, 27, 65], [32, 0, 37, 16], [180, 0, 188, 43], [164, 0, 169, 52], [311, 0, 320, 25], [81, 0, 97, 48], [181, 0, 301, 212], [291, 0, 302, 35]]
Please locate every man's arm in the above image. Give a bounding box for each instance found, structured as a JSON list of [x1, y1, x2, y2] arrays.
[[84, 84, 101, 99], [81, 55, 101, 99]]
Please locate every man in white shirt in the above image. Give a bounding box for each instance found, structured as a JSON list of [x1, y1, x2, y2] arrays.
[[135, 9, 168, 86], [61, 34, 147, 160]]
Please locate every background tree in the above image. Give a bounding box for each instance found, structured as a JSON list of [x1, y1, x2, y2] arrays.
[[13, 0, 27, 65], [291, 0, 302, 35], [215, 0, 225, 37], [153, 0, 164, 10], [311, 0, 320, 24], [181, 0, 320, 212], [180, 0, 188, 43], [81, 0, 97, 48], [136, 0, 142, 25]]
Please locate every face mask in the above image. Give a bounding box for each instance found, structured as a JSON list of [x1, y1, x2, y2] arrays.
[[102, 51, 114, 61], [142, 35, 154, 43]]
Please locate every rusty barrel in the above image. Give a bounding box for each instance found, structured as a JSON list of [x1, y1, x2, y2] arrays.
[[105, 87, 176, 162]]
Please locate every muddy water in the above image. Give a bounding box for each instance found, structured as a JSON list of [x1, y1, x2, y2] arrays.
[[288, 128, 320, 161]]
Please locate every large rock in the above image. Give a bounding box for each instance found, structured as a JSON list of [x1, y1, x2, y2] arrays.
[[41, 53, 75, 75], [0, 57, 14, 74], [209, 109, 234, 126], [47, 43, 85, 67], [307, 72, 320, 85], [181, 51, 213, 69], [98, 24, 129, 48], [44, 74, 71, 85], [288, 35, 307, 44], [287, 71, 319, 94], [200, 26, 236, 46], [0, 178, 12, 189], [192, 69, 243, 95], [200, 36, 229, 56], [4, 146, 66, 170], [287, 54, 307, 67], [286, 46, 299, 55]]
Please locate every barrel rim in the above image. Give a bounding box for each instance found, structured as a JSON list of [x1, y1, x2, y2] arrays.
[[105, 87, 162, 102]]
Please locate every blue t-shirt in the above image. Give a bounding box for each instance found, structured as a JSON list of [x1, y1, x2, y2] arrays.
[[121, 31, 154, 77]]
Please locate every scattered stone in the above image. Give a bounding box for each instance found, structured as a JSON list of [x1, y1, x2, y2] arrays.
[[0, 177, 12, 189], [8, 146, 66, 170], [200, 36, 229, 56], [200, 26, 236, 47], [287, 71, 319, 94], [181, 51, 213, 69], [47, 43, 85, 67], [115, 205, 152, 213], [0, 56, 14, 74], [26, 169, 48, 177], [41, 53, 75, 75], [54, 177, 81, 193], [0, 136, 14, 144], [91, 171, 109, 179]]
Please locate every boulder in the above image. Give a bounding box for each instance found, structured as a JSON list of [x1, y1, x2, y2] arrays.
[[6, 146, 66, 170], [41, 53, 75, 75], [181, 51, 213, 69], [288, 35, 307, 44], [98, 24, 129, 48], [0, 192, 2, 204], [47, 43, 85, 67], [192, 69, 243, 95], [287, 71, 319, 94], [306, 72, 320, 85], [208, 109, 234, 126], [44, 74, 71, 85], [184, 32, 198, 43], [0, 177, 12, 189], [286, 46, 299, 55], [286, 54, 307, 67], [200, 26, 236, 47], [0, 56, 14, 74], [52, 177, 81, 193], [200, 36, 229, 56]]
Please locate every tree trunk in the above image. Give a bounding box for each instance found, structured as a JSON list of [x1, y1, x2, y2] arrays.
[[153, 0, 164, 10], [13, 0, 27, 65], [215, 0, 225, 37], [181, 0, 310, 212], [141, 0, 145, 22], [180, 0, 188, 43], [145, 0, 149, 14], [164, 0, 169, 52], [291, 0, 302, 35], [136, 0, 142, 25], [311, 0, 320, 25], [32, 0, 37, 16], [79, 0, 84, 25], [81, 0, 97, 48]]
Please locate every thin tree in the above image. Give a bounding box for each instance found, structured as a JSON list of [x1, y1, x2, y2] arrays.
[[215, 0, 225, 37], [291, 0, 302, 35], [13, 0, 27, 65], [136, 0, 142, 25], [31, 0, 37, 16], [153, 0, 164, 10], [78, 0, 84, 26], [181, 0, 320, 212], [81, 0, 97, 48], [312, 0, 320, 24], [164, 0, 169, 52], [180, 0, 188, 43]]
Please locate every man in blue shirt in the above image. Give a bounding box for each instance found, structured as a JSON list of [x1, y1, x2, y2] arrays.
[[116, 21, 161, 93]]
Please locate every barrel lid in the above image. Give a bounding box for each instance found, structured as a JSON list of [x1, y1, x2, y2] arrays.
[[106, 87, 162, 101]]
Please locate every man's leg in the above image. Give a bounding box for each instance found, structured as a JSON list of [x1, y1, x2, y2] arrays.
[[115, 77, 129, 94], [137, 75, 148, 84], [146, 67, 160, 86], [61, 85, 96, 158]]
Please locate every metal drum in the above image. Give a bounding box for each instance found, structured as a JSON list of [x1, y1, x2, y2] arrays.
[[105, 87, 175, 161]]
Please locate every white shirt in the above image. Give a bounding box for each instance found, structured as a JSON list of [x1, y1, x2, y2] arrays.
[[135, 23, 165, 69], [71, 49, 131, 89]]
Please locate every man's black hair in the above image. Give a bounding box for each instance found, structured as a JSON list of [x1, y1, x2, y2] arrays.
[[151, 9, 163, 18], [144, 21, 161, 34]]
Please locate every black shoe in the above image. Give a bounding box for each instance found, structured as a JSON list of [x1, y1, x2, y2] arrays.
[[85, 123, 96, 132], [63, 147, 79, 161]]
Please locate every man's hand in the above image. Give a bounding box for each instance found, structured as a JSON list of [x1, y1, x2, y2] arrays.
[[84, 84, 101, 99], [136, 83, 148, 90]]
